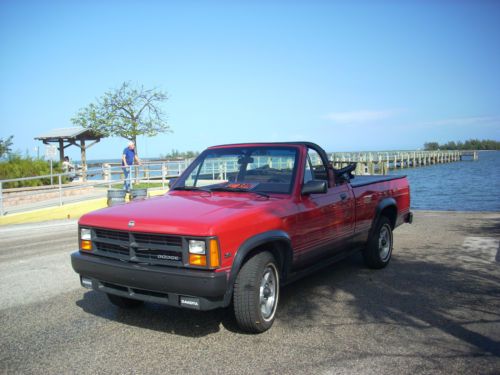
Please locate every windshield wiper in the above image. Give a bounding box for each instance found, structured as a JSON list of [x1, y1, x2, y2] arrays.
[[210, 186, 269, 198], [172, 186, 211, 193]]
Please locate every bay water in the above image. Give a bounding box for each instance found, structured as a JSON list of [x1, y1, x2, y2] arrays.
[[388, 151, 500, 211]]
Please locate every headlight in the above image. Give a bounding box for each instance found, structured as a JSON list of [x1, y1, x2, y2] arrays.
[[80, 228, 92, 251], [188, 239, 220, 268], [81, 228, 91, 240], [188, 240, 206, 254]]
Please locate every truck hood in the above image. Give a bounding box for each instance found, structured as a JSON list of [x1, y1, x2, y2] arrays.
[[78, 191, 287, 235]]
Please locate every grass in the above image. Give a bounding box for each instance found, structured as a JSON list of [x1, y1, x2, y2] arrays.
[[0, 188, 168, 226]]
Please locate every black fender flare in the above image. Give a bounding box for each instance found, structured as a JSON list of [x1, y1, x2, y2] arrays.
[[222, 230, 292, 306], [370, 197, 397, 234]]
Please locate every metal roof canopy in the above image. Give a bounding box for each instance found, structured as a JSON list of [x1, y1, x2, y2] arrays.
[[35, 127, 103, 180]]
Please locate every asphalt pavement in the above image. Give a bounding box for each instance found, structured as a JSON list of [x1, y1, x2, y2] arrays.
[[1, 211, 499, 374]]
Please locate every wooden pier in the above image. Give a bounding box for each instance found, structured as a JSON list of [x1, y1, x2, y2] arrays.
[[329, 150, 479, 175]]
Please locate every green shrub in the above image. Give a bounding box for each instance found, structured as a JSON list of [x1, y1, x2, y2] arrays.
[[0, 155, 67, 188]]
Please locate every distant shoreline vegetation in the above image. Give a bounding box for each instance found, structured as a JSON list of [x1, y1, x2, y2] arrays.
[[424, 139, 500, 151], [160, 149, 200, 159]]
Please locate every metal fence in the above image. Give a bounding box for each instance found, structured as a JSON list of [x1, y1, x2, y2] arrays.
[[0, 161, 189, 216]]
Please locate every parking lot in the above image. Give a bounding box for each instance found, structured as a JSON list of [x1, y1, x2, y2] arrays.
[[1, 211, 499, 374]]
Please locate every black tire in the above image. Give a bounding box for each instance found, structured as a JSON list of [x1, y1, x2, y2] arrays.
[[107, 293, 144, 308], [363, 216, 393, 269], [233, 252, 280, 333]]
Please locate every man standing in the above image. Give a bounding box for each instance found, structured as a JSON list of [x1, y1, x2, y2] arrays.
[[122, 141, 141, 191]]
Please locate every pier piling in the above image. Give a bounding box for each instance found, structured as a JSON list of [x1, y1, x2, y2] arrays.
[[329, 150, 477, 175]]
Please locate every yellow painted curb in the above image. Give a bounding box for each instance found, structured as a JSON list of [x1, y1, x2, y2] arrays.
[[0, 189, 168, 226]]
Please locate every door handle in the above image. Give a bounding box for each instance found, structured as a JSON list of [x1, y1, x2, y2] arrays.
[[340, 193, 348, 201]]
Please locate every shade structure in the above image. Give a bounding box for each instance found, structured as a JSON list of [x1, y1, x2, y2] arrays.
[[35, 127, 104, 180]]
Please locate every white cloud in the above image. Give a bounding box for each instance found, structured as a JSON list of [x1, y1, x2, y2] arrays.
[[322, 109, 403, 123], [422, 116, 500, 127]]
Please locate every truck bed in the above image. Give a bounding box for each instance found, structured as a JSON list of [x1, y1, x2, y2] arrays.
[[349, 175, 407, 188]]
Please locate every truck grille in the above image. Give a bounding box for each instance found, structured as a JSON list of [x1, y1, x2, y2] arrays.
[[133, 233, 182, 247], [95, 242, 129, 256], [95, 229, 129, 242], [92, 228, 183, 265]]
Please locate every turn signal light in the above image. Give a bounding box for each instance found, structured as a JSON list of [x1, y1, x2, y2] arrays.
[[189, 254, 207, 266], [81, 240, 92, 251], [209, 239, 220, 268]]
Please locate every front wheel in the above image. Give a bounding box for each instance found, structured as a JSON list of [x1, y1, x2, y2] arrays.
[[233, 252, 280, 333], [363, 216, 393, 269]]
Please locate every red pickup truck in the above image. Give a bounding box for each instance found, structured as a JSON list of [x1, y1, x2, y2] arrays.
[[72, 142, 412, 332]]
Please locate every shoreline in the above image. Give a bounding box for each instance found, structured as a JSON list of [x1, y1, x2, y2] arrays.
[[412, 209, 500, 214]]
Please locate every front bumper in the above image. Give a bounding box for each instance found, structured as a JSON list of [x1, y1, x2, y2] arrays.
[[71, 251, 229, 310]]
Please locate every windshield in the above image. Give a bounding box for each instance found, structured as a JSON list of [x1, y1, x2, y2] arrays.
[[174, 146, 299, 194]]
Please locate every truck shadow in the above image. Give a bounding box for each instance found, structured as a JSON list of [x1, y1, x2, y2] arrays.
[[278, 249, 500, 359], [76, 291, 240, 337], [75, 246, 500, 344]]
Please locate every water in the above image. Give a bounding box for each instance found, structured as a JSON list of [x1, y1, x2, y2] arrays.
[[388, 151, 500, 211]]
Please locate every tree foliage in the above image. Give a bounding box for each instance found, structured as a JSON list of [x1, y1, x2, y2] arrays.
[[0, 154, 66, 188], [71, 82, 171, 150], [162, 149, 200, 159], [423, 142, 440, 151], [0, 135, 14, 158], [424, 139, 500, 150]]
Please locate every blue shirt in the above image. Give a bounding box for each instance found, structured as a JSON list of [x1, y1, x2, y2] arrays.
[[122, 147, 135, 166]]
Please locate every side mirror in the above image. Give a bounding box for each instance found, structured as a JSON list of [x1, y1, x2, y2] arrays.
[[168, 178, 178, 189], [301, 180, 327, 195]]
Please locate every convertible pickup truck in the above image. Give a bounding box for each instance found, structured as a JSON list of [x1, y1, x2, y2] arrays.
[[72, 142, 412, 332]]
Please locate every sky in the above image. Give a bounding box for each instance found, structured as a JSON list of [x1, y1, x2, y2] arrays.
[[1, 0, 499, 161]]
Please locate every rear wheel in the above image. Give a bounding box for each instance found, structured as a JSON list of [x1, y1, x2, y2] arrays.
[[233, 252, 280, 333], [107, 294, 144, 308], [363, 216, 393, 269]]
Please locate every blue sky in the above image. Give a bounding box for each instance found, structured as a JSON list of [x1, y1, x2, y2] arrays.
[[1, 0, 499, 160]]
